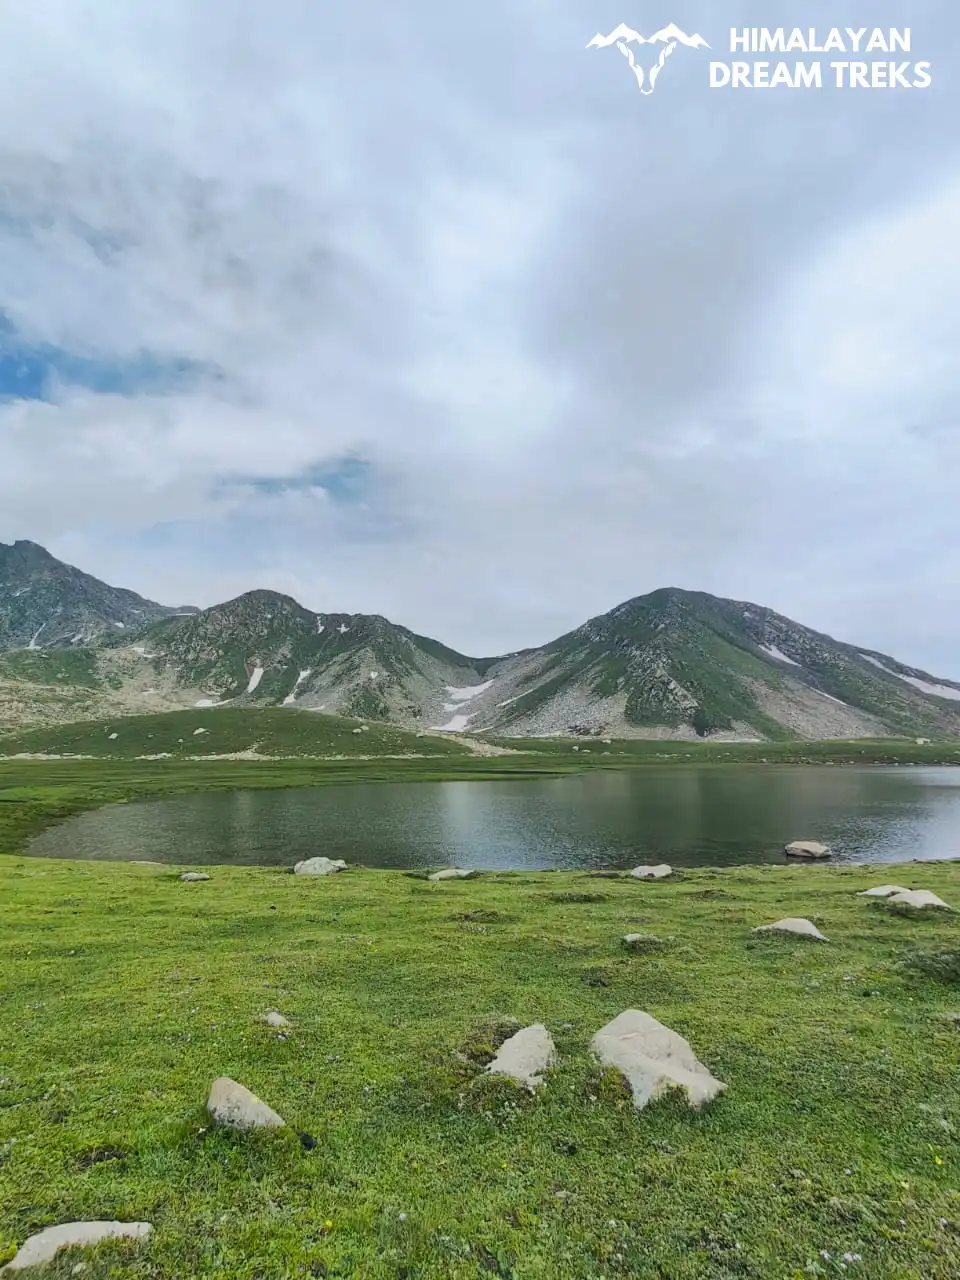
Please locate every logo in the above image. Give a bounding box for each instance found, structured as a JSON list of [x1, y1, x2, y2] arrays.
[[589, 24, 932, 93], [586, 22, 710, 94]]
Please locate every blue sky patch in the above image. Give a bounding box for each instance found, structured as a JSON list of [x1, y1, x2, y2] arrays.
[[0, 312, 215, 401]]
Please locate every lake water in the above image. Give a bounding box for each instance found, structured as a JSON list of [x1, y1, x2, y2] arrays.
[[24, 765, 960, 870]]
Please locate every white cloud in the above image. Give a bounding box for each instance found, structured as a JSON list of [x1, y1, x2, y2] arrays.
[[1, 0, 959, 673]]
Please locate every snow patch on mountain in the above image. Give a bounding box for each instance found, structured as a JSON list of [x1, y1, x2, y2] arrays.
[[759, 644, 800, 666], [245, 665, 264, 694], [282, 669, 313, 706]]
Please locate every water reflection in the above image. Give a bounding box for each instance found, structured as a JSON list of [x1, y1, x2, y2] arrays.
[[25, 766, 960, 870]]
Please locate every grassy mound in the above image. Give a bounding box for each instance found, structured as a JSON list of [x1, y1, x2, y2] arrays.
[[2, 853, 960, 1276], [0, 707, 474, 761]]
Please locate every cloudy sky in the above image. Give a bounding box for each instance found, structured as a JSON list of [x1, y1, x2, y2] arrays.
[[1, 0, 958, 670]]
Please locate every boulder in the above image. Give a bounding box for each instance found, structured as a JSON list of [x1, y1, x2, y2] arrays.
[[1, 1223, 153, 1273], [206, 1077, 286, 1131], [293, 857, 347, 876], [591, 1010, 726, 1110], [262, 1011, 290, 1028], [179, 872, 210, 882], [629, 864, 673, 879], [427, 868, 475, 882], [753, 917, 828, 941], [784, 841, 831, 859], [857, 885, 911, 898], [886, 889, 951, 910], [486, 1023, 556, 1090]]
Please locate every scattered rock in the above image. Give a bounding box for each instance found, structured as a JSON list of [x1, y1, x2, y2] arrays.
[[753, 917, 829, 941], [784, 841, 831, 859], [858, 885, 911, 897], [179, 872, 210, 882], [590, 1010, 726, 1110], [622, 933, 665, 951], [293, 857, 347, 876], [1, 1223, 153, 1273], [261, 1011, 290, 1028], [887, 889, 952, 910], [428, 868, 475, 882], [205, 1077, 286, 1131], [486, 1024, 556, 1090], [630, 864, 673, 879]]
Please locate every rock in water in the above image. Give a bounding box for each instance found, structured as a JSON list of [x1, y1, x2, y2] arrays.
[[206, 1077, 286, 1130], [753, 917, 829, 941], [857, 885, 911, 898], [293, 857, 347, 876], [784, 841, 831, 859], [629, 864, 673, 879], [427, 868, 474, 881], [179, 872, 210, 882], [886, 889, 951, 910], [1, 1223, 153, 1272], [591, 1010, 726, 1110], [486, 1024, 556, 1090]]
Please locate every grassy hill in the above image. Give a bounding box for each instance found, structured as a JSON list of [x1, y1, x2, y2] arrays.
[[0, 707, 474, 760]]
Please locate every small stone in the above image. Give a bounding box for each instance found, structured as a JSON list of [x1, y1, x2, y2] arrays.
[[293, 857, 347, 876], [622, 933, 664, 949], [1, 1223, 152, 1272], [179, 872, 210, 882], [486, 1024, 556, 1090], [784, 841, 831, 859], [427, 868, 475, 881], [753, 917, 829, 941], [629, 864, 673, 879], [262, 1011, 290, 1028], [591, 1009, 726, 1110], [205, 1077, 285, 1130]]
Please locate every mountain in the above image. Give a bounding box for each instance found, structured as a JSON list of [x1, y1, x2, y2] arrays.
[[134, 588, 498, 727], [0, 540, 197, 650], [456, 588, 960, 741], [1, 543, 959, 742]]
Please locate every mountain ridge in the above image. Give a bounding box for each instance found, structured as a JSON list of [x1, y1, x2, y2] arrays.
[[1, 542, 959, 742]]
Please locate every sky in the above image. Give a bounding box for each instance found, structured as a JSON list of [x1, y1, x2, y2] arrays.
[[0, 1, 958, 672]]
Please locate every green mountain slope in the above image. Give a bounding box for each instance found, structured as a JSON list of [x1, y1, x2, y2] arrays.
[[0, 707, 473, 759]]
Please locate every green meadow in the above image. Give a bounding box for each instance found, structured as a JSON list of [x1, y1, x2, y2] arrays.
[[1, 736, 960, 1277]]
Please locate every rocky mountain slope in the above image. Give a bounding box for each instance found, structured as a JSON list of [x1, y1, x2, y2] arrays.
[[1, 545, 959, 742], [0, 539, 196, 650]]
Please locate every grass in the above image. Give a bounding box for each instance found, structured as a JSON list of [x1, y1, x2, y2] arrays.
[[2, 750, 960, 1276], [0, 708, 477, 761]]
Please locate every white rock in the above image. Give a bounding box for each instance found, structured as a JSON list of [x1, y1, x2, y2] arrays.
[[1, 1223, 153, 1272], [629, 864, 673, 879], [179, 872, 210, 882], [206, 1077, 286, 1130], [591, 1010, 726, 1110], [857, 885, 911, 898], [886, 889, 951, 910], [754, 917, 828, 941], [293, 857, 347, 876], [262, 1011, 290, 1028], [428, 868, 474, 881], [486, 1024, 556, 1090], [784, 841, 831, 859]]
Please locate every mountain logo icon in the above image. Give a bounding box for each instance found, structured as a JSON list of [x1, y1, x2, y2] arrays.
[[587, 22, 710, 94]]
